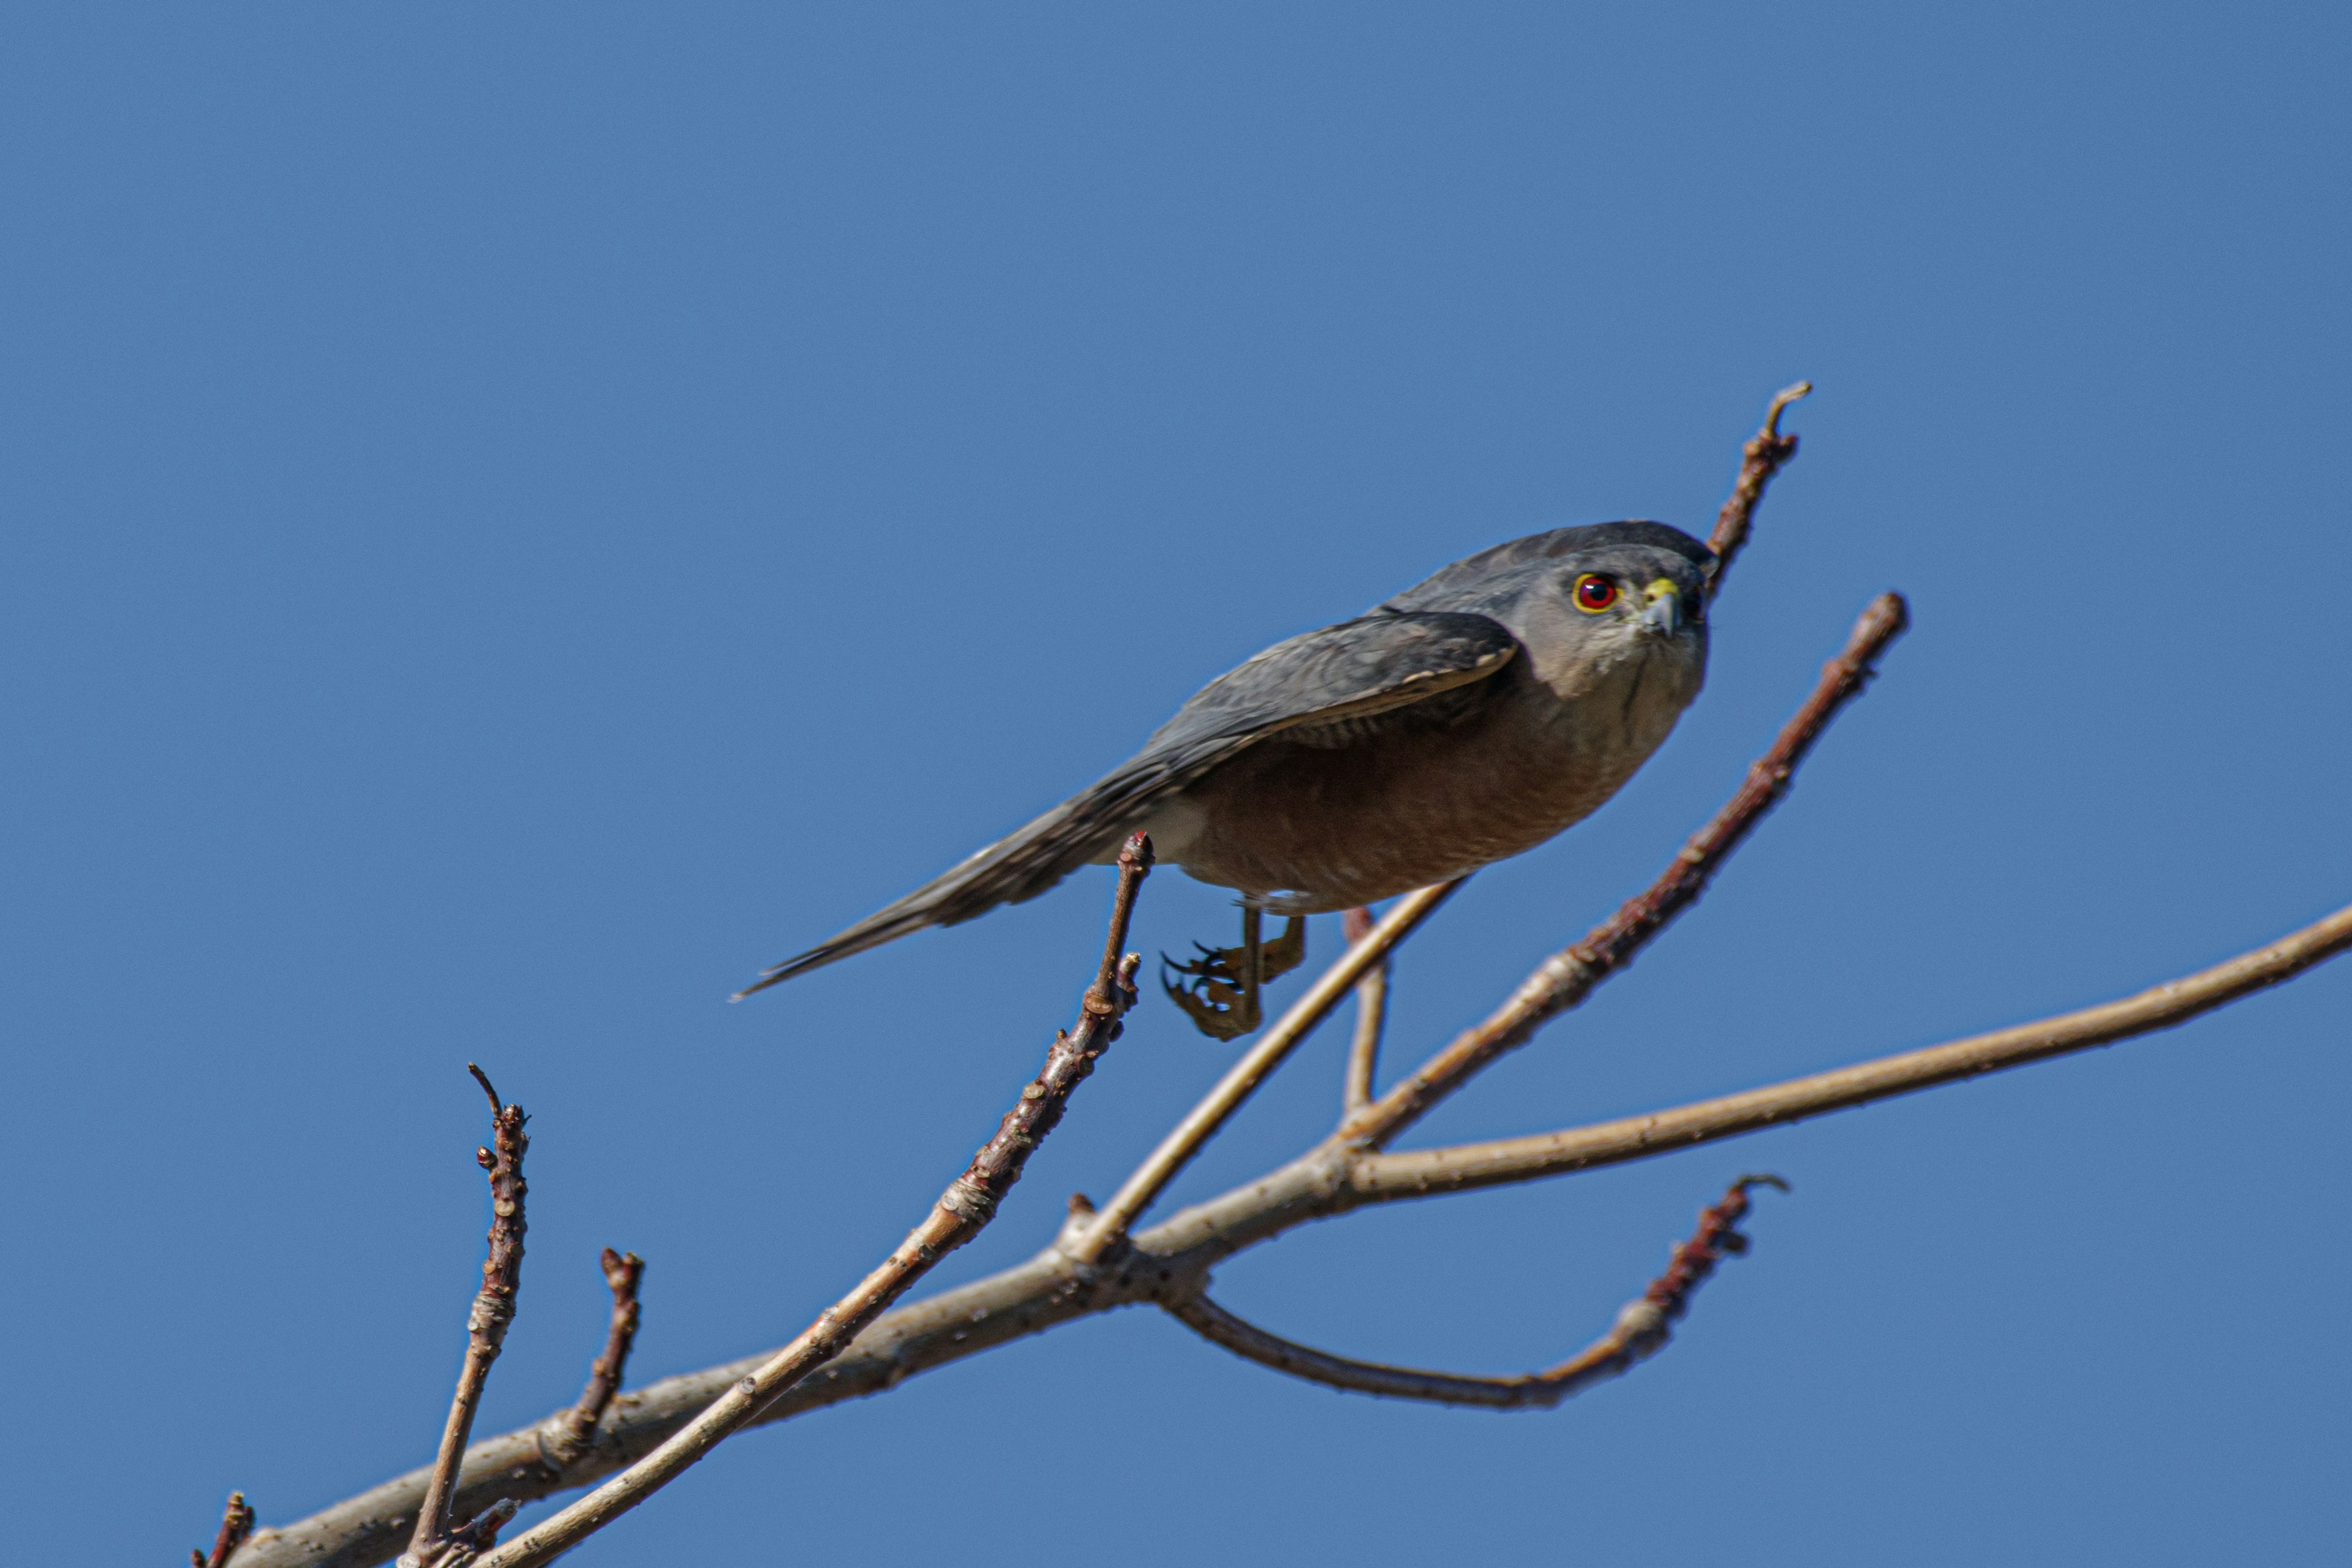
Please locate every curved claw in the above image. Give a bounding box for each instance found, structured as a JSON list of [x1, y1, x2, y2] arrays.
[[1160, 949, 1262, 1041]]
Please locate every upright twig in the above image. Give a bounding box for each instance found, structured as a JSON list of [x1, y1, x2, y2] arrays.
[[400, 1069, 529, 1568], [1163, 1175, 1782, 1406], [540, 1249, 646, 1470], [1338, 592, 1907, 1151], [471, 835, 1156, 1568], [1704, 380, 1809, 593], [194, 1491, 256, 1568], [1071, 880, 1460, 1263], [1340, 907, 1389, 1118]]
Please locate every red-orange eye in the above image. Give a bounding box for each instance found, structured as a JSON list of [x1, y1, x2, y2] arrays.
[[1573, 574, 1618, 612]]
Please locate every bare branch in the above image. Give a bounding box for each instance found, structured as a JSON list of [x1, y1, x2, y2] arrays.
[[1704, 380, 1809, 592], [1163, 1175, 1781, 1407], [469, 835, 1156, 1568], [539, 1249, 646, 1471], [1353, 902, 2352, 1200], [1340, 591, 1908, 1152], [1071, 880, 1460, 1262], [399, 1071, 529, 1568], [195, 1492, 256, 1568], [1340, 907, 1389, 1118]]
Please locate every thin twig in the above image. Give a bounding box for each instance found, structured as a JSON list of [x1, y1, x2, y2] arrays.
[[1071, 880, 1460, 1263], [540, 1249, 645, 1470], [195, 1491, 256, 1568], [1340, 907, 1389, 1118], [1163, 1175, 1781, 1407], [1338, 592, 1908, 1152], [1351, 902, 2352, 1199], [469, 835, 1156, 1568], [400, 1069, 529, 1568], [1704, 380, 1809, 593]]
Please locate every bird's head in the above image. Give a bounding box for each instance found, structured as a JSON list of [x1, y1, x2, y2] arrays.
[[1503, 521, 1713, 696]]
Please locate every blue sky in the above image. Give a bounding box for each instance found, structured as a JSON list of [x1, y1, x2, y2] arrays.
[[3, 6, 2346, 1565]]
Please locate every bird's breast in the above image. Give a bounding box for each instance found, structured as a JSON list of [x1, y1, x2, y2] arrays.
[[1159, 638, 1702, 910]]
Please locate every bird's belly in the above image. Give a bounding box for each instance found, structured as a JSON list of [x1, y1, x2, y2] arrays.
[[1163, 674, 1685, 911]]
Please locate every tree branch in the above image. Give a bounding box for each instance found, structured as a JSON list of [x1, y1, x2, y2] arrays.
[[1163, 1175, 1780, 1408], [1069, 879, 1460, 1262], [539, 1249, 645, 1471], [1704, 380, 1809, 592], [467, 835, 1156, 1568], [1340, 907, 1389, 1118], [399, 1069, 529, 1568], [1338, 590, 1907, 1152], [1351, 899, 2352, 1200]]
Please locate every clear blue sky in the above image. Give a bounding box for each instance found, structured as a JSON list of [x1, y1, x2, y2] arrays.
[[4, 6, 2346, 1565]]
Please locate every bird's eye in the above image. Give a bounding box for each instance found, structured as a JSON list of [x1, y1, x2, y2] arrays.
[[1572, 574, 1619, 613]]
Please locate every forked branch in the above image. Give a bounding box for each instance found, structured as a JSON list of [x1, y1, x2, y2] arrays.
[[1164, 1175, 1782, 1408], [470, 835, 1156, 1568]]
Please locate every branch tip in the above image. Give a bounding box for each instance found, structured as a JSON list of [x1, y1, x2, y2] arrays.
[[466, 1063, 502, 1115], [1763, 380, 1811, 436], [196, 1490, 255, 1568]]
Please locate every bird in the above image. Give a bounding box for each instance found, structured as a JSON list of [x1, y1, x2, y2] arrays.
[[739, 519, 1714, 1038]]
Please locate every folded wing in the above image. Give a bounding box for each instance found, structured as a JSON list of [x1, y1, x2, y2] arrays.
[[737, 609, 1518, 995]]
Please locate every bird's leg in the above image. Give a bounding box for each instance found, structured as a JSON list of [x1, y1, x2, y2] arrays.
[[1258, 913, 1308, 983], [1161, 908, 1309, 1041]]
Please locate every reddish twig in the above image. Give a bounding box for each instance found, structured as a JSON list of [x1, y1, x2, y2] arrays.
[[472, 835, 1156, 1568], [1340, 907, 1389, 1118], [540, 1249, 646, 1470], [194, 1491, 256, 1568], [1704, 380, 1809, 593], [1163, 1175, 1782, 1407], [1340, 592, 1909, 1151], [399, 1069, 529, 1568]]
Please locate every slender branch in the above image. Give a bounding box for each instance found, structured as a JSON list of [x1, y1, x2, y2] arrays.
[[470, 835, 1156, 1568], [1704, 380, 1809, 592], [540, 1249, 646, 1471], [1340, 907, 1389, 1118], [1339, 592, 1908, 1152], [1163, 1175, 1780, 1408], [400, 1069, 529, 1568], [1071, 880, 1460, 1262], [195, 1492, 257, 1568], [1353, 901, 2352, 1200]]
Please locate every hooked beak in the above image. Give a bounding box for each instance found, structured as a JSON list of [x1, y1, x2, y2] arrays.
[[1638, 579, 1684, 638]]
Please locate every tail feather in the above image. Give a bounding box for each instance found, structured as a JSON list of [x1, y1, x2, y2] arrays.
[[733, 761, 1184, 999]]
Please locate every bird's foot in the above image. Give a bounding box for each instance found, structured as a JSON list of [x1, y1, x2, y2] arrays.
[[1161, 943, 1263, 1041], [1159, 916, 1306, 1041]]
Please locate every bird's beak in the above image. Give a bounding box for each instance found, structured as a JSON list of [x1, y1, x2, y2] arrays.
[[1639, 579, 1683, 638]]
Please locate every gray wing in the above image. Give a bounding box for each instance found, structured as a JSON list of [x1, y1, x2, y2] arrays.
[[738, 609, 1517, 995]]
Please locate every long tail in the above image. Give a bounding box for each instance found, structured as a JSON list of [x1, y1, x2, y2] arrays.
[[732, 771, 1161, 999]]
